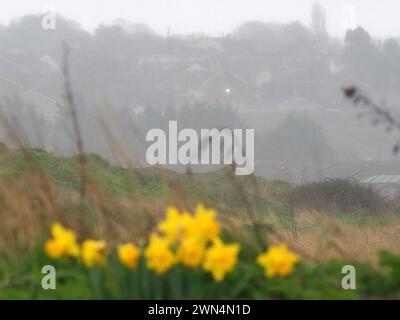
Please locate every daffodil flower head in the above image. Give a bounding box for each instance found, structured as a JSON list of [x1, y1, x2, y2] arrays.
[[158, 207, 193, 243], [190, 203, 220, 242], [203, 238, 240, 282], [44, 223, 80, 259], [144, 234, 176, 274], [118, 243, 141, 269], [256, 243, 299, 278], [44, 238, 64, 259], [177, 236, 205, 268], [81, 239, 107, 268]]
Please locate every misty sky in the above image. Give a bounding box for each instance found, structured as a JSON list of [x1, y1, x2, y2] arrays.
[[1, 0, 399, 38]]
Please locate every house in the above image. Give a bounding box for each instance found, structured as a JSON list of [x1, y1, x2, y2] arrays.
[[254, 162, 296, 183], [18, 90, 59, 125], [256, 70, 272, 88], [360, 175, 400, 198], [322, 161, 400, 197], [199, 69, 255, 105], [186, 63, 203, 72], [0, 75, 23, 98], [322, 161, 400, 180], [40, 54, 60, 72], [193, 37, 223, 53], [271, 96, 323, 112]]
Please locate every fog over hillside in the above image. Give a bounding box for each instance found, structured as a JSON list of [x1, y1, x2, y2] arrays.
[[2, 0, 400, 38], [1, 3, 400, 182]]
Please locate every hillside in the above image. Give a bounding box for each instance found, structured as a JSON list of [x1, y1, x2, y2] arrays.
[[0, 145, 290, 210], [1, 144, 400, 262]]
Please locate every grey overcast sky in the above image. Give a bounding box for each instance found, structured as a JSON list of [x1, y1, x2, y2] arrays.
[[1, 0, 399, 38]]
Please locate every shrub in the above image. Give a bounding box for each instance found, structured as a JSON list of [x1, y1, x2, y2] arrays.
[[289, 179, 388, 214]]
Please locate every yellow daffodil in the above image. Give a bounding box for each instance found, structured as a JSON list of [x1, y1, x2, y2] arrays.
[[44, 238, 64, 259], [118, 243, 141, 269], [203, 239, 240, 282], [256, 243, 299, 278], [44, 223, 80, 259], [177, 237, 205, 268], [157, 206, 193, 242], [189, 204, 220, 242], [81, 240, 107, 268], [144, 234, 175, 274]]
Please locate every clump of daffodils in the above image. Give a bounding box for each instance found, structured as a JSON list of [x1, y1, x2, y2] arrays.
[[45, 223, 107, 268], [256, 243, 299, 278], [44, 205, 300, 283], [145, 203, 239, 282]]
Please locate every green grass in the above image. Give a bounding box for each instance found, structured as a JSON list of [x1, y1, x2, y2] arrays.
[[2, 145, 399, 226], [336, 212, 400, 227], [0, 146, 291, 212], [1, 246, 400, 299]]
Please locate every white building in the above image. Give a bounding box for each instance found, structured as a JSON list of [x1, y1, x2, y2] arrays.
[[360, 175, 400, 198]]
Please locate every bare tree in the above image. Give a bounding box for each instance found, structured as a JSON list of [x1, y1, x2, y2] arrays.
[[311, 3, 327, 35], [344, 86, 400, 154]]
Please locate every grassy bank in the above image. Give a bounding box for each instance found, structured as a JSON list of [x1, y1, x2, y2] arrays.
[[1, 145, 400, 299]]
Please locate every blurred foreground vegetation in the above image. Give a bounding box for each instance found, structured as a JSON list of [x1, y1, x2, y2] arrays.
[[1, 246, 400, 299], [1, 145, 400, 299]]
